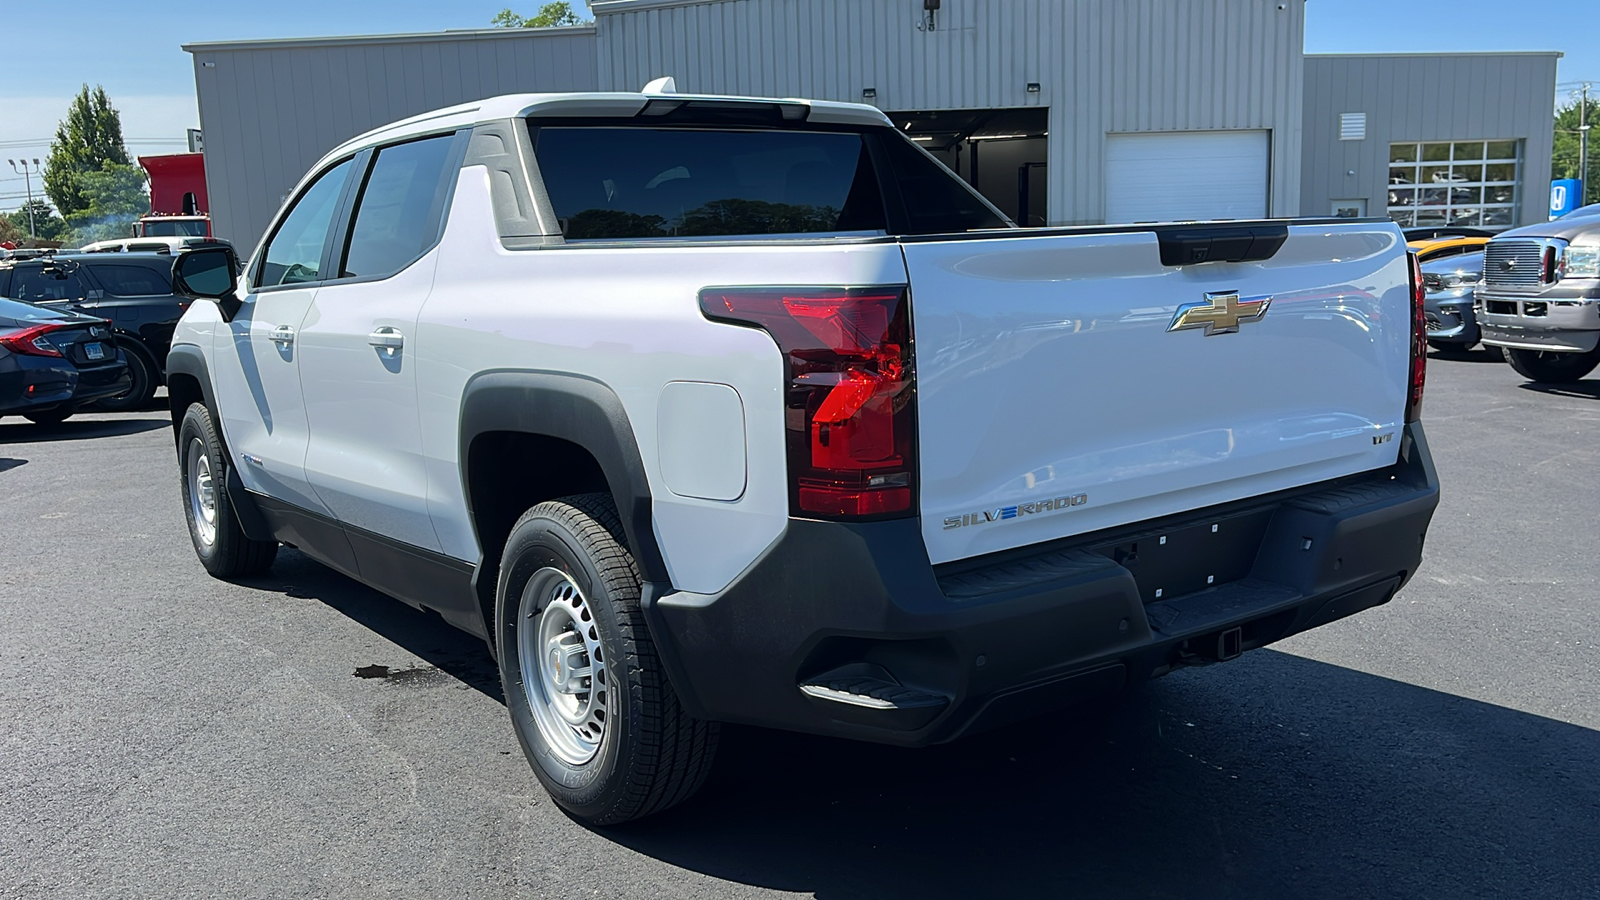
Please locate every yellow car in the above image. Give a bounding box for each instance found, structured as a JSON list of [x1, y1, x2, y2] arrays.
[[1406, 235, 1489, 263]]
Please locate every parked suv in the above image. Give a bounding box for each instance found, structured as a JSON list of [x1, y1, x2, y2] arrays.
[[165, 87, 1438, 825], [1476, 211, 1600, 381], [0, 252, 189, 409]]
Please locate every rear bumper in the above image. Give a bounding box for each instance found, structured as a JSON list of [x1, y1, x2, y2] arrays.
[[0, 353, 131, 415], [645, 423, 1439, 747], [1476, 288, 1600, 353]]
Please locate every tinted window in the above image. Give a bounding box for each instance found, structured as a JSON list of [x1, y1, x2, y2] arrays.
[[91, 263, 172, 296], [8, 266, 89, 302], [340, 134, 457, 278], [0, 296, 72, 325], [257, 158, 352, 288], [878, 134, 1009, 233], [535, 127, 886, 240], [141, 219, 208, 237]]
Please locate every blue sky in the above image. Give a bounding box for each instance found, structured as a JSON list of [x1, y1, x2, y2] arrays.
[[3, 0, 1595, 212]]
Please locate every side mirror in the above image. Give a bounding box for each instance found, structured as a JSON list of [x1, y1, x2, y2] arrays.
[[172, 244, 242, 321]]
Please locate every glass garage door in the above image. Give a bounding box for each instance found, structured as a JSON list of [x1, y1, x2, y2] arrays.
[[1387, 140, 1521, 229], [1104, 130, 1269, 224]]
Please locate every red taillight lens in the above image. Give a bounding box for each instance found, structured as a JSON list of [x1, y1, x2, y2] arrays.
[[1406, 252, 1426, 423], [701, 287, 916, 519], [0, 322, 69, 357]]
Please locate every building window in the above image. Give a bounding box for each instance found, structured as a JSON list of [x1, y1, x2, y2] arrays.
[[1387, 140, 1520, 229]]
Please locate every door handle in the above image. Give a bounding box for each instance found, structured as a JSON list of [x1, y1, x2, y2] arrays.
[[368, 327, 405, 353], [270, 325, 295, 346]]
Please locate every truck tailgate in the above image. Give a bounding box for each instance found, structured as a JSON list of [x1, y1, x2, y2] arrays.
[[905, 221, 1411, 565]]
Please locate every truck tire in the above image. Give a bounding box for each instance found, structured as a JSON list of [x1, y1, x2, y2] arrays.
[[96, 343, 157, 412], [178, 402, 278, 578], [1505, 346, 1600, 383], [495, 493, 718, 825]]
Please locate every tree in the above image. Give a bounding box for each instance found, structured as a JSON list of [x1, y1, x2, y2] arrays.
[[68, 161, 149, 245], [43, 85, 134, 221], [1553, 94, 1600, 207], [5, 200, 72, 243], [0, 216, 23, 246], [492, 2, 585, 27]]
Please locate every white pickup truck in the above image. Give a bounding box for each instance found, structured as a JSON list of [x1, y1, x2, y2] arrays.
[[164, 86, 1439, 824]]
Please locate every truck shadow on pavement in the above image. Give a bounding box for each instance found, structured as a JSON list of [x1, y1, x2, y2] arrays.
[[1517, 380, 1600, 401], [241, 548, 504, 702], [0, 416, 169, 444], [613, 652, 1600, 899], [1428, 345, 1503, 363], [238, 550, 1600, 898]]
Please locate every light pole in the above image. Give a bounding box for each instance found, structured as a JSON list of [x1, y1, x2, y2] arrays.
[[7, 158, 42, 238], [1581, 83, 1591, 207]]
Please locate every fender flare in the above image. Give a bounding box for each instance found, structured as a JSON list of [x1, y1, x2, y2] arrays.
[[163, 344, 273, 542], [458, 370, 668, 585]]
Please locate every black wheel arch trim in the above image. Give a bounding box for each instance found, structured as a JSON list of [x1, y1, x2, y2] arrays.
[[164, 343, 274, 542], [458, 369, 669, 587]]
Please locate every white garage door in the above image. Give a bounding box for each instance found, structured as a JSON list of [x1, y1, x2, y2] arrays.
[[1105, 130, 1269, 224]]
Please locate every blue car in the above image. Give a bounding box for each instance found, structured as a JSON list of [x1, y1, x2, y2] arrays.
[[1422, 250, 1484, 352], [0, 296, 132, 424]]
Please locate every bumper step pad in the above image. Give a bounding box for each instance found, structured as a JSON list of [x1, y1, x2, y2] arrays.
[[799, 663, 950, 731]]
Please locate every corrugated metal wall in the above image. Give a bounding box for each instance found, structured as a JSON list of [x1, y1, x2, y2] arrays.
[[188, 29, 598, 250], [594, 0, 1305, 224], [1302, 53, 1558, 229]]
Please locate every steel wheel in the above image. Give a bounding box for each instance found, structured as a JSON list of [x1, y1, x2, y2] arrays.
[[519, 566, 607, 765], [186, 436, 218, 549]]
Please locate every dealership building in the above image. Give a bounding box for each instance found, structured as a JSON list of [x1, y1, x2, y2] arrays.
[[184, 0, 1560, 250]]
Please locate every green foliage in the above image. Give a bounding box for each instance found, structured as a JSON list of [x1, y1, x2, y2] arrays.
[[4, 200, 72, 243], [0, 216, 23, 245], [43, 85, 134, 220], [493, 2, 584, 27], [1553, 96, 1600, 207], [67, 161, 149, 245]]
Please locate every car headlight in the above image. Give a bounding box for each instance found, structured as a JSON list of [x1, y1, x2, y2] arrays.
[[1565, 244, 1600, 279], [1439, 272, 1481, 288]]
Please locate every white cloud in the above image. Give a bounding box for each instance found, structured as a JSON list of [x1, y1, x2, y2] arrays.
[[0, 94, 198, 212]]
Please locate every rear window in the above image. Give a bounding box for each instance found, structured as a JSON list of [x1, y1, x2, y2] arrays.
[[534, 127, 887, 240], [90, 262, 172, 296], [8, 266, 88, 302], [0, 296, 70, 325]]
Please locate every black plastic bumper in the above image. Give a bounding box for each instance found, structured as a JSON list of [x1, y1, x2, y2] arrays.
[[644, 423, 1440, 747]]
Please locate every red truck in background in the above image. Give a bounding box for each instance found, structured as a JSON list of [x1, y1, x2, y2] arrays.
[[134, 153, 211, 239]]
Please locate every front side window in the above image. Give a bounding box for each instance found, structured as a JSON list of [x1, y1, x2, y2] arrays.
[[256, 158, 352, 288], [340, 134, 457, 278], [534, 127, 887, 240], [90, 263, 172, 296], [8, 266, 88, 303]]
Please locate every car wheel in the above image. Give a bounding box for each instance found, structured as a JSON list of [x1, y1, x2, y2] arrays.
[[23, 408, 72, 425], [1505, 347, 1600, 383], [96, 345, 156, 412], [495, 493, 718, 825], [178, 402, 278, 578]]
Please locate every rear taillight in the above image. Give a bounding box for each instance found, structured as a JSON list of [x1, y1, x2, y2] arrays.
[[1406, 252, 1426, 423], [0, 322, 70, 357], [701, 287, 916, 519]]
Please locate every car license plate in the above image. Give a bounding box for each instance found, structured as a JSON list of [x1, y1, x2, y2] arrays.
[[84, 343, 105, 360]]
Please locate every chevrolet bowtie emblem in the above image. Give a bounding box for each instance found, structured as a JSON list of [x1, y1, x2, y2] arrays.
[[1167, 291, 1272, 336]]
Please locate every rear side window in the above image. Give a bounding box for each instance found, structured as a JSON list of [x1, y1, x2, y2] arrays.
[[90, 263, 172, 296], [340, 134, 458, 278], [9, 266, 88, 302], [257, 158, 353, 288], [534, 127, 886, 240], [877, 134, 1009, 233]]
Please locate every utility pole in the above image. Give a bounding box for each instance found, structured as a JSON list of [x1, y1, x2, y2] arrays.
[[7, 158, 42, 238], [1581, 83, 1591, 207]]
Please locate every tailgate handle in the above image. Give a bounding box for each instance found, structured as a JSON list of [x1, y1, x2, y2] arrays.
[[1155, 224, 1288, 267]]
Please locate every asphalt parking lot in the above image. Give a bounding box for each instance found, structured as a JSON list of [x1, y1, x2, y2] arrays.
[[2, 348, 1597, 899]]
